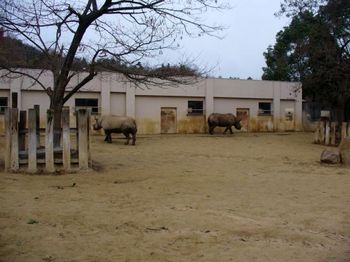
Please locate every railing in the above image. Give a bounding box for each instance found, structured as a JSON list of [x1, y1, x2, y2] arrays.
[[4, 107, 91, 173]]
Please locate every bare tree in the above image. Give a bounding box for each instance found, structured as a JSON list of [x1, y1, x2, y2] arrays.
[[0, 0, 226, 143]]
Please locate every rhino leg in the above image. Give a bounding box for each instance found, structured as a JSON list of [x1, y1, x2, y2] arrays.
[[209, 125, 215, 135], [104, 130, 112, 143], [123, 131, 130, 145], [131, 132, 136, 145], [223, 126, 233, 134]]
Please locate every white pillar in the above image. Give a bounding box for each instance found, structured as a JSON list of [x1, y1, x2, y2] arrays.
[[273, 82, 281, 131], [126, 83, 135, 117], [205, 78, 214, 117], [100, 74, 111, 115]]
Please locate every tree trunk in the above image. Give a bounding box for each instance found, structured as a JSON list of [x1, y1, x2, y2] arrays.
[[50, 101, 64, 148]]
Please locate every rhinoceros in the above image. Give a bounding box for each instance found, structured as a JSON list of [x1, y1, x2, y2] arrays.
[[207, 113, 242, 135], [93, 115, 137, 145]]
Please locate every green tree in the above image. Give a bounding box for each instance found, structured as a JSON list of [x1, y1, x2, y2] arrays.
[[263, 0, 350, 121]]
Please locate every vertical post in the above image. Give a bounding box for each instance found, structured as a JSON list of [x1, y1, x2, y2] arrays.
[[18, 110, 27, 151], [78, 109, 89, 170], [75, 110, 79, 151], [320, 121, 325, 144], [10, 108, 19, 171], [341, 122, 347, 141], [45, 109, 55, 173], [62, 108, 71, 171], [347, 122, 350, 137], [34, 105, 40, 145], [314, 122, 320, 144], [325, 121, 330, 145], [28, 109, 37, 173], [87, 109, 92, 167], [331, 122, 336, 145], [4, 108, 11, 172]]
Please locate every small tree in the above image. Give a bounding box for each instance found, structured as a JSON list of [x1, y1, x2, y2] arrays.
[[0, 0, 226, 144]]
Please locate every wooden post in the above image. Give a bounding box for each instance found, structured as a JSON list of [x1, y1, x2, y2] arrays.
[[78, 109, 89, 170], [28, 109, 37, 173], [341, 122, 347, 141], [45, 109, 55, 173], [62, 108, 71, 171], [87, 109, 91, 167], [10, 108, 19, 171], [331, 122, 336, 145], [19, 110, 27, 151], [314, 122, 320, 144], [325, 121, 330, 145], [347, 122, 350, 137], [34, 105, 40, 145], [75, 110, 79, 151], [4, 108, 11, 172], [320, 121, 325, 144]]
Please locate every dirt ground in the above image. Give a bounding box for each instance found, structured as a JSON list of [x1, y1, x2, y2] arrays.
[[0, 132, 349, 262]]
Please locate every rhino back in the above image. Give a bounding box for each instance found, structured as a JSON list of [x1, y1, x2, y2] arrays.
[[208, 113, 235, 126], [101, 115, 136, 130]]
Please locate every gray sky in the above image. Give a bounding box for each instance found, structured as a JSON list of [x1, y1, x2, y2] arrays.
[[156, 0, 290, 80]]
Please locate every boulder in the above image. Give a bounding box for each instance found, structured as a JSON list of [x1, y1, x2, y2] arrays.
[[339, 137, 350, 166], [320, 149, 340, 164]]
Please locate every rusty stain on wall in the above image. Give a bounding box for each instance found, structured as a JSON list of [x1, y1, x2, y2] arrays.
[[177, 116, 206, 134], [136, 118, 159, 134], [0, 113, 301, 136]]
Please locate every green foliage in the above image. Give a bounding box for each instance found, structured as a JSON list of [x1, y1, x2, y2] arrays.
[[262, 0, 350, 119]]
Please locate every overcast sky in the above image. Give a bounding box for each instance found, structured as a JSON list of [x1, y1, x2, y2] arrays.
[[156, 0, 290, 80]]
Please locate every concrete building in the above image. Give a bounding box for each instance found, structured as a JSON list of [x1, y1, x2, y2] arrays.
[[0, 69, 302, 134]]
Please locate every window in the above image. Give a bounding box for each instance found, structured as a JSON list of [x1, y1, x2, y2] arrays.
[[75, 98, 99, 114], [258, 102, 272, 116], [187, 100, 204, 115], [0, 97, 8, 114]]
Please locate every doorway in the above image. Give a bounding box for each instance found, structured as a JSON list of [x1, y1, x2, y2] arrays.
[[161, 107, 177, 134], [236, 108, 250, 132]]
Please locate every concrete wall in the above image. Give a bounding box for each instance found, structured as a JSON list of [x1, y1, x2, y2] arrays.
[[0, 70, 302, 134]]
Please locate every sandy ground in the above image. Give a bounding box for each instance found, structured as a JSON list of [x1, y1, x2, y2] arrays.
[[0, 132, 349, 262]]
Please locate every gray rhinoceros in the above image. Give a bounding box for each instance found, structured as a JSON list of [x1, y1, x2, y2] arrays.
[[207, 113, 242, 135], [93, 115, 137, 145]]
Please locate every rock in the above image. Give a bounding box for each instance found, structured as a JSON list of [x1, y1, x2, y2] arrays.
[[339, 137, 350, 166], [320, 149, 340, 164]]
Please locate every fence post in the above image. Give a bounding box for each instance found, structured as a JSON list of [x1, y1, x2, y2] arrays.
[[347, 122, 350, 137], [10, 108, 19, 172], [331, 122, 336, 145], [341, 122, 347, 141], [28, 109, 37, 173], [45, 109, 55, 173], [62, 108, 71, 171], [325, 121, 330, 145], [19, 110, 27, 151], [314, 122, 320, 144], [78, 109, 89, 170], [320, 121, 325, 144], [4, 108, 11, 172], [34, 105, 40, 144]]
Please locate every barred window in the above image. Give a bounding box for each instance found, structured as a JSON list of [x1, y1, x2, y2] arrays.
[[75, 98, 99, 114], [0, 97, 8, 114], [258, 102, 272, 116], [188, 100, 203, 115]]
